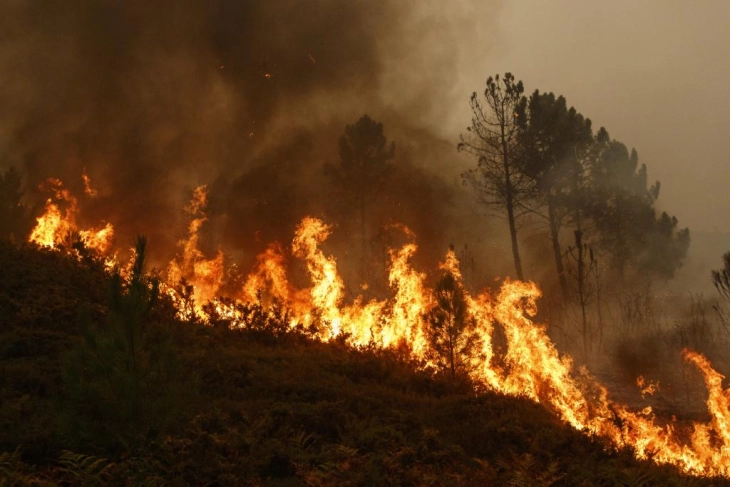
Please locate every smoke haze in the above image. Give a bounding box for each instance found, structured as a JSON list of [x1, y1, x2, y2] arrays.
[[2, 0, 726, 292], [484, 1, 730, 292]]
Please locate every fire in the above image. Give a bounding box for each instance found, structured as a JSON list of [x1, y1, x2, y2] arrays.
[[24, 176, 730, 479], [383, 242, 429, 352], [29, 201, 70, 248], [78, 223, 115, 255], [242, 242, 290, 304], [637, 375, 660, 397], [489, 279, 593, 430], [29, 177, 114, 254], [82, 171, 98, 197], [291, 217, 345, 336], [166, 185, 224, 317], [29, 178, 77, 248]]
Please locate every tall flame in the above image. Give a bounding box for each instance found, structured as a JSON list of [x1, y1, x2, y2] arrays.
[[166, 185, 224, 317]]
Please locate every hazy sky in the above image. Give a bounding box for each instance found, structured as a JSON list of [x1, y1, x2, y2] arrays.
[[478, 0, 730, 235]]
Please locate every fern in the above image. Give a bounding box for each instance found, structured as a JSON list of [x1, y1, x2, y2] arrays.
[[0, 447, 54, 486], [617, 468, 657, 487], [57, 450, 113, 483], [498, 452, 564, 487]]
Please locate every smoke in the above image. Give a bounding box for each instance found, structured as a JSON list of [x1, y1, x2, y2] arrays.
[[0, 0, 504, 280]]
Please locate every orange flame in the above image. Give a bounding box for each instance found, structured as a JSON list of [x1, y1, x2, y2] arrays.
[[167, 185, 224, 318], [242, 242, 291, 304], [637, 375, 660, 397], [78, 223, 115, 254], [82, 171, 98, 197], [29, 178, 77, 248], [29, 178, 113, 254]]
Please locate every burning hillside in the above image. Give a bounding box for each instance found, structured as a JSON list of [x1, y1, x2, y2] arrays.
[[0, 1, 723, 482], [21, 176, 730, 479]]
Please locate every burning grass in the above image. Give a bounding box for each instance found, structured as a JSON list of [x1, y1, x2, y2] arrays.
[[9, 177, 730, 481]]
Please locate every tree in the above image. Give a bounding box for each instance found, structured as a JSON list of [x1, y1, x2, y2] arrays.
[[515, 91, 593, 297], [586, 129, 689, 281], [712, 252, 730, 301], [564, 230, 599, 356], [0, 166, 29, 241], [638, 211, 690, 280], [459, 73, 529, 280], [424, 271, 478, 379], [326, 115, 395, 285], [60, 236, 193, 452], [587, 130, 649, 276]]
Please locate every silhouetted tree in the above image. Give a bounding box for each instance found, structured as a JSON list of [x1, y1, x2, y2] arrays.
[[424, 271, 478, 379], [586, 129, 689, 280], [516, 91, 593, 297], [564, 230, 598, 355], [326, 115, 395, 285], [0, 166, 29, 241], [638, 211, 690, 280], [60, 236, 192, 452], [712, 252, 730, 301], [587, 130, 650, 276], [460, 73, 529, 280]]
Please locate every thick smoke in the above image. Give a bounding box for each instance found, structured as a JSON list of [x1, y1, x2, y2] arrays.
[[0, 0, 508, 290]]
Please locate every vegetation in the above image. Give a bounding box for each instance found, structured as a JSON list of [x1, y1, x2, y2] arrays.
[[713, 252, 730, 301], [0, 166, 31, 242], [325, 115, 396, 287], [0, 240, 723, 485], [59, 237, 193, 453], [460, 73, 690, 299], [459, 73, 529, 280], [515, 89, 594, 297], [424, 271, 479, 380]]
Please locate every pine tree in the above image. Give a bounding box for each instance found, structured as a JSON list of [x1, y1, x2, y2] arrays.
[[59, 236, 193, 452], [424, 272, 478, 380]]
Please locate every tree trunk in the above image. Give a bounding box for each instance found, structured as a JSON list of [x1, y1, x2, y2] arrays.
[[358, 197, 367, 286], [505, 192, 524, 281], [449, 311, 456, 380], [501, 118, 524, 281], [574, 230, 589, 356], [547, 194, 568, 299]]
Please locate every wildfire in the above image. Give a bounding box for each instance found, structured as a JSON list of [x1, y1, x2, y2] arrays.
[[29, 177, 114, 254], [25, 176, 730, 478], [637, 375, 660, 397], [166, 185, 224, 317], [82, 171, 98, 197]]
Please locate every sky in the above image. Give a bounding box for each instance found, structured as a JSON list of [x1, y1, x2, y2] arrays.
[[479, 0, 730, 235]]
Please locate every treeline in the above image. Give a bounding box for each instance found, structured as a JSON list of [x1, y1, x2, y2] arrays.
[[459, 73, 690, 299]]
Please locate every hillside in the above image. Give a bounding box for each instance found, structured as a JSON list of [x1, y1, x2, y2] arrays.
[[0, 241, 724, 486]]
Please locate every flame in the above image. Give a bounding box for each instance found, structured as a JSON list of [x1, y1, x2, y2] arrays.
[[29, 178, 77, 248], [291, 217, 345, 337], [637, 375, 660, 397], [29, 178, 113, 254], [82, 171, 98, 197], [166, 185, 224, 318], [23, 176, 730, 479], [242, 242, 291, 304], [382, 242, 428, 352], [78, 223, 115, 254]]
